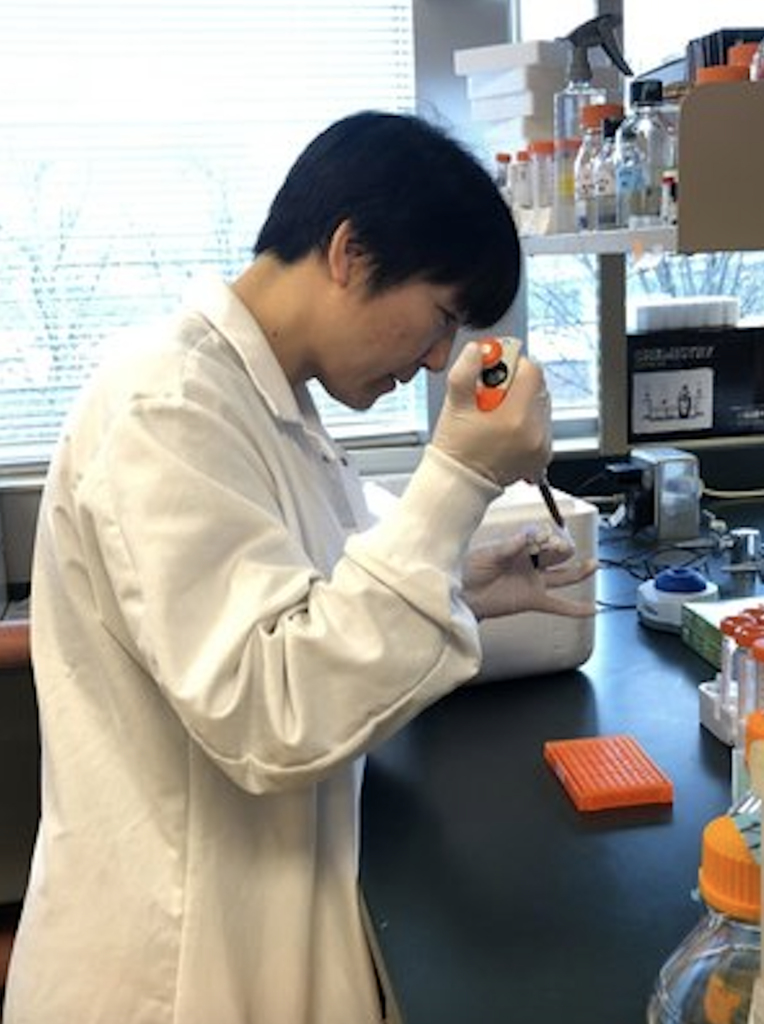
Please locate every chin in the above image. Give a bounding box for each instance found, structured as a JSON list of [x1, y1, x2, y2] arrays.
[[348, 393, 377, 411], [328, 381, 390, 411]]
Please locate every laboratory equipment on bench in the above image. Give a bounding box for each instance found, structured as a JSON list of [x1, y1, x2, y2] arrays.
[[694, 608, 764, 747], [629, 447, 701, 542], [637, 567, 719, 634]]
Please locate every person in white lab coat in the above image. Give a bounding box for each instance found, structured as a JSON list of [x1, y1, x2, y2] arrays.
[[4, 111, 595, 1024]]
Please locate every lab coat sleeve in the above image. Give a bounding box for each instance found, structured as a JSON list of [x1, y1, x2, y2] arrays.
[[75, 397, 501, 794]]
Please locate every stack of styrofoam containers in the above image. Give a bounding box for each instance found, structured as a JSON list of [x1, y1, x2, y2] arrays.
[[453, 39, 621, 162], [631, 296, 741, 333]]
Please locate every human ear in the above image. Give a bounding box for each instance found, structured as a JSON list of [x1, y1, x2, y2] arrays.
[[327, 219, 368, 287]]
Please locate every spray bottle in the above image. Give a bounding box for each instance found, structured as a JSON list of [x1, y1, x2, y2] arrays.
[[553, 13, 632, 233]]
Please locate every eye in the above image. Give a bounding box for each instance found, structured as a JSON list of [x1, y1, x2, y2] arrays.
[[436, 305, 459, 331]]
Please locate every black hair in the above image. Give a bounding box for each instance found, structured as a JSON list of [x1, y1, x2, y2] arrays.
[[254, 111, 521, 328]]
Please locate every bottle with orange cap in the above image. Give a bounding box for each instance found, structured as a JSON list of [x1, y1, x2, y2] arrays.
[[648, 712, 764, 1022], [647, 809, 761, 1023], [574, 102, 624, 230], [510, 149, 532, 232], [528, 140, 555, 235]]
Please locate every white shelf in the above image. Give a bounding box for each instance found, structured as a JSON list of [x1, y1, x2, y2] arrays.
[[521, 225, 676, 257], [522, 85, 764, 259]]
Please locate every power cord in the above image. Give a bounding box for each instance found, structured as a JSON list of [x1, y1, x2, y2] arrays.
[[703, 485, 764, 501]]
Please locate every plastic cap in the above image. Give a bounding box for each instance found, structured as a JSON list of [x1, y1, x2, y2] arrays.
[[580, 102, 624, 130], [555, 138, 581, 153], [629, 79, 663, 106], [734, 624, 764, 648], [728, 41, 760, 67], [528, 139, 555, 156], [654, 567, 707, 594], [495, 152, 511, 164], [698, 815, 760, 922], [602, 116, 624, 139], [721, 614, 754, 637], [515, 149, 529, 162], [753, 638, 764, 663], [695, 64, 750, 85]]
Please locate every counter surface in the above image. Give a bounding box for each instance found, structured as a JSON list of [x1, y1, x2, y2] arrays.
[[361, 597, 732, 1023]]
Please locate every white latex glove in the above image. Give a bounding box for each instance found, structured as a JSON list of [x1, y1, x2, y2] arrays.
[[463, 525, 598, 620], [431, 341, 552, 488]]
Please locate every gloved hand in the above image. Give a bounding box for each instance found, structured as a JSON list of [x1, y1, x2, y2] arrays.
[[431, 341, 552, 488], [463, 525, 598, 620]]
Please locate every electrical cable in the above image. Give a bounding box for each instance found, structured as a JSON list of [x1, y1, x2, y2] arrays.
[[703, 485, 764, 501]]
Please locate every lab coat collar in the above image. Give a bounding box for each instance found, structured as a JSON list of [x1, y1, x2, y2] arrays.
[[184, 273, 344, 465]]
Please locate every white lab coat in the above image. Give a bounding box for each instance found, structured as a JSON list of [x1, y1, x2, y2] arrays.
[[4, 276, 500, 1024]]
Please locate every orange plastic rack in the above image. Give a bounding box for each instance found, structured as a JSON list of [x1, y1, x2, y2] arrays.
[[543, 734, 674, 813]]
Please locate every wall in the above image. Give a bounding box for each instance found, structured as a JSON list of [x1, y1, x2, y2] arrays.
[[414, 0, 509, 158]]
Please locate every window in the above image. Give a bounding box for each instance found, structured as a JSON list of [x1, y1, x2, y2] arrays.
[[512, 0, 764, 453], [0, 0, 416, 470]]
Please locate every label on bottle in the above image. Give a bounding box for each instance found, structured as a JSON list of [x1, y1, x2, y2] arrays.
[[616, 163, 646, 194]]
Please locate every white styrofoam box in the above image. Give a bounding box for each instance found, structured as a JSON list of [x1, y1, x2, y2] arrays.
[[465, 63, 567, 101], [474, 483, 597, 682], [631, 295, 741, 333], [468, 68, 623, 123], [465, 65, 621, 105], [454, 40, 568, 76], [469, 91, 554, 123], [364, 477, 597, 683]]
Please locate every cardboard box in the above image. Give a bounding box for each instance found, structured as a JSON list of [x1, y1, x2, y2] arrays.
[[628, 326, 764, 444]]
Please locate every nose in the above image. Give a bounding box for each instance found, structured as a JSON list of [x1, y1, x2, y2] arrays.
[[423, 333, 455, 373]]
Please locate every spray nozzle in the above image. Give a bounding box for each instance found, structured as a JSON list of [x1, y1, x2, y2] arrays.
[[563, 13, 632, 84]]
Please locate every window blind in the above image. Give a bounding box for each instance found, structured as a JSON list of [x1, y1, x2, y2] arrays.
[[0, 0, 419, 468]]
